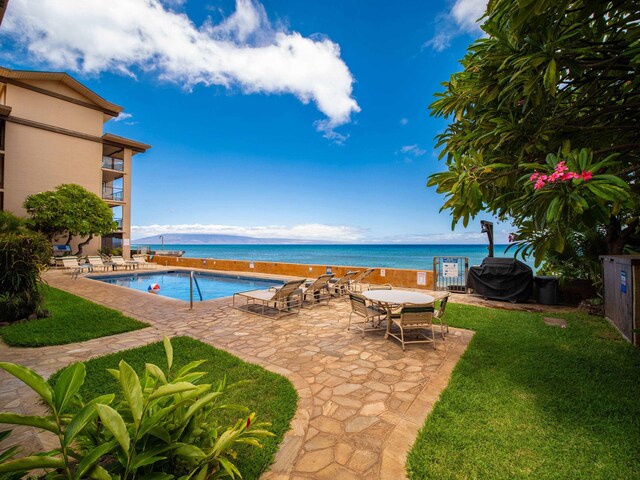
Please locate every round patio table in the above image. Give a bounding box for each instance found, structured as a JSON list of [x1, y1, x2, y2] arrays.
[[362, 290, 435, 305]]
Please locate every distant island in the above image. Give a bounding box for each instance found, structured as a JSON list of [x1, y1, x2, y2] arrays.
[[132, 233, 338, 245]]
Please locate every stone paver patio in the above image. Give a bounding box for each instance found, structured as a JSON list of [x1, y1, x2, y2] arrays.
[[0, 269, 473, 479]]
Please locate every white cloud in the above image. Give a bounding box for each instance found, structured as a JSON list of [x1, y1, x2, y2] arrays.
[[425, 0, 488, 51], [132, 223, 365, 241], [112, 112, 133, 122], [451, 0, 487, 33], [377, 232, 488, 244], [400, 118, 409, 126], [3, 0, 359, 138], [399, 144, 427, 157]]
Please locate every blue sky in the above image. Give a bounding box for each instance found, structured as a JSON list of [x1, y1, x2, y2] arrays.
[[1, 0, 509, 243]]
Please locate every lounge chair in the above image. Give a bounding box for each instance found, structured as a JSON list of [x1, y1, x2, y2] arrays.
[[111, 255, 138, 270], [347, 292, 387, 338], [301, 274, 334, 306], [233, 278, 306, 319], [328, 271, 359, 297], [433, 292, 451, 339], [87, 255, 111, 272], [132, 254, 156, 269], [385, 303, 436, 351], [61, 257, 91, 279], [350, 268, 375, 292]]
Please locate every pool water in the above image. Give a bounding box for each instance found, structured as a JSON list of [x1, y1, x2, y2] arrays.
[[91, 271, 285, 301]]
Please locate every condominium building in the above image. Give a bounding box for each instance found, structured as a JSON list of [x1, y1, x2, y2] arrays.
[[0, 66, 150, 258]]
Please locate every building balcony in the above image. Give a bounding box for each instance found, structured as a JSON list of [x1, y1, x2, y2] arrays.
[[102, 186, 124, 202], [102, 156, 124, 171], [113, 218, 123, 230]]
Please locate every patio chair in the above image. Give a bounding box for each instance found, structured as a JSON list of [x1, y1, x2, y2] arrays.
[[385, 303, 436, 351], [301, 273, 334, 307], [347, 292, 387, 338], [111, 255, 138, 270], [60, 257, 91, 279], [367, 284, 392, 291], [87, 255, 111, 272], [434, 292, 451, 339], [132, 254, 156, 269], [328, 271, 359, 297], [350, 268, 375, 292], [233, 278, 306, 319]]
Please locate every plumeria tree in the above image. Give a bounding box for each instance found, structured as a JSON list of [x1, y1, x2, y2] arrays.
[[24, 184, 117, 257], [427, 0, 640, 271]]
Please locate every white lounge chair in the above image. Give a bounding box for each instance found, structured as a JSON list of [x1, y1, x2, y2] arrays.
[[61, 257, 91, 279], [132, 254, 156, 269], [87, 255, 111, 272], [301, 274, 334, 307], [233, 279, 306, 319], [111, 256, 138, 270], [328, 271, 359, 297]]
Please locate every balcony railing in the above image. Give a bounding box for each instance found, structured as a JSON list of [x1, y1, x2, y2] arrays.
[[102, 156, 124, 171], [113, 218, 123, 229], [102, 186, 124, 201]]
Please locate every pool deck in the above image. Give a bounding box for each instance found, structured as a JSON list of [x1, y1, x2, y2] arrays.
[[1, 268, 478, 479]]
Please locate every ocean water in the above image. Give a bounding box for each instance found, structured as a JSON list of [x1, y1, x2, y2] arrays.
[[133, 243, 532, 270]]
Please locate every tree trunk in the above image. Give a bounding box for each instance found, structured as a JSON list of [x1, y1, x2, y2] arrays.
[[73, 235, 94, 257], [606, 216, 639, 254]]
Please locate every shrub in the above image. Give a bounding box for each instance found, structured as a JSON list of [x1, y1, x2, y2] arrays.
[[0, 213, 51, 322], [0, 336, 273, 479]]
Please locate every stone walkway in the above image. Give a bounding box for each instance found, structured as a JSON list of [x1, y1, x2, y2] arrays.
[[0, 270, 473, 479]]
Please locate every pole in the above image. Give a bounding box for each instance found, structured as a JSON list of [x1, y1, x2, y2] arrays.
[[189, 271, 193, 310], [480, 221, 494, 257]]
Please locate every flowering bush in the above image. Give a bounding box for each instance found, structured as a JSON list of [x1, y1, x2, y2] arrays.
[[530, 161, 593, 190]]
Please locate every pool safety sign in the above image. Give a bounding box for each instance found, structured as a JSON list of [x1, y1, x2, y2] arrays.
[[442, 258, 459, 278], [417, 271, 427, 286], [621, 270, 627, 294]]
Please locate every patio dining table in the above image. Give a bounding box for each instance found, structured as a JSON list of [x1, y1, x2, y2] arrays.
[[362, 289, 435, 327]]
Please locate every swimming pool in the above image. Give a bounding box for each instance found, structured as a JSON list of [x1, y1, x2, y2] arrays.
[[91, 271, 285, 302]]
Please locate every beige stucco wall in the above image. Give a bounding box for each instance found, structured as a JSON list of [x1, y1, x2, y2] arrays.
[[6, 83, 104, 136], [2, 81, 131, 256]]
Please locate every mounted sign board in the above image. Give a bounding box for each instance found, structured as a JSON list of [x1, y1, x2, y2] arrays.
[[326, 266, 333, 274], [249, 261, 254, 269], [442, 259, 459, 278], [123, 239, 130, 246], [380, 269, 386, 277], [417, 271, 427, 286], [621, 270, 627, 294]]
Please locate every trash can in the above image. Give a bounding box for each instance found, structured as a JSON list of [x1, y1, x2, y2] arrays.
[[535, 276, 559, 305]]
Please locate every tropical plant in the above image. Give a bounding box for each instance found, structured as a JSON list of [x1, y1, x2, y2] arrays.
[[0, 336, 273, 479], [0, 212, 51, 322], [427, 0, 640, 271], [24, 184, 117, 257]]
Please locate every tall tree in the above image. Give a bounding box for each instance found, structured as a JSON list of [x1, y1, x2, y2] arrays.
[[24, 184, 117, 256], [428, 0, 640, 267]]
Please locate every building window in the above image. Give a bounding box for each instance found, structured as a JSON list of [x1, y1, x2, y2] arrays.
[[0, 119, 4, 151], [0, 154, 3, 190]]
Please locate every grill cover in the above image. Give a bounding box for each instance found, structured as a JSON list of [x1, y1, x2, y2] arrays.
[[467, 257, 533, 302]]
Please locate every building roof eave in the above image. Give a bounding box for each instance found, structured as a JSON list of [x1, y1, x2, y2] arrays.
[[102, 133, 151, 154]]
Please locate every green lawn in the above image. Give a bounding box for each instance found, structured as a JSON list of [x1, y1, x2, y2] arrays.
[[49, 336, 297, 480], [0, 287, 148, 347], [407, 304, 640, 479]]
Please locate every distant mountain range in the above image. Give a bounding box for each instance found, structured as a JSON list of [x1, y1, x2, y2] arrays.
[[132, 233, 337, 245]]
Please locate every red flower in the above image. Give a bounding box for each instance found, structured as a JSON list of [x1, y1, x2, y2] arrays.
[[246, 417, 251, 429], [581, 171, 593, 181]]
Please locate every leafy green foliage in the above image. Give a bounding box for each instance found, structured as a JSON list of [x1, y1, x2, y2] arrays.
[[0, 287, 147, 347], [24, 184, 117, 256], [428, 0, 640, 270], [0, 337, 275, 480], [0, 212, 51, 322], [407, 303, 640, 479]]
